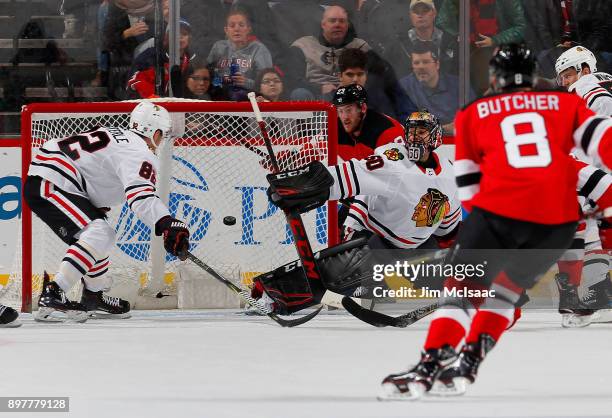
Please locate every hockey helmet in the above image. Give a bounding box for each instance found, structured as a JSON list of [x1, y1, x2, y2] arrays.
[[403, 110, 442, 161], [555, 46, 597, 85], [489, 43, 536, 92], [129, 101, 173, 151], [332, 83, 367, 107]]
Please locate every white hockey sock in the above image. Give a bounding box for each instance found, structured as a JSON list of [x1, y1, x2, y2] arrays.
[[54, 241, 98, 293], [82, 257, 112, 292]]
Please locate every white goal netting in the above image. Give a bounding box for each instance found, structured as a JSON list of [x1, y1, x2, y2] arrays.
[[3, 100, 338, 311]]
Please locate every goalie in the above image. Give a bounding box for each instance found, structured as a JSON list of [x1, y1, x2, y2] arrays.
[[252, 111, 461, 314], [24, 102, 190, 322]]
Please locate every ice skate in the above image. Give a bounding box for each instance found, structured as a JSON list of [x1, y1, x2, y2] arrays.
[[582, 273, 612, 323], [0, 304, 21, 328], [555, 273, 595, 328], [378, 345, 457, 401], [431, 334, 495, 396], [36, 272, 88, 323], [80, 284, 131, 319]]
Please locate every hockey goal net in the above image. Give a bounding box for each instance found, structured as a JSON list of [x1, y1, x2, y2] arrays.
[[5, 100, 338, 312]]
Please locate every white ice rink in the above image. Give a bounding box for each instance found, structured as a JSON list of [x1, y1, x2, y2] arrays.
[[1, 309, 612, 418]]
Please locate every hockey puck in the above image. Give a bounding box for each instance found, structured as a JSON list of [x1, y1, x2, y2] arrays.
[[223, 216, 237, 226]]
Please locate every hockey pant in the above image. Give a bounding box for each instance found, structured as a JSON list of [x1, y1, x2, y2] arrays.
[[425, 207, 577, 349], [24, 176, 115, 293], [253, 235, 446, 315]]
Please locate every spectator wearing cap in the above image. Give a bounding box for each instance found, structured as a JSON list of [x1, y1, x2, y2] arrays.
[[284, 5, 370, 99], [333, 48, 416, 122], [385, 0, 458, 78], [399, 41, 474, 135], [127, 19, 195, 98], [207, 8, 273, 100]]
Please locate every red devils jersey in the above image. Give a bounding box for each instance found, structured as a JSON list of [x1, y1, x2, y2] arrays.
[[337, 110, 405, 161], [455, 91, 612, 224]]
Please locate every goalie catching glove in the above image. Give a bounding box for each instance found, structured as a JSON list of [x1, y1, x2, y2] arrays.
[[266, 161, 334, 214], [155, 215, 190, 260]]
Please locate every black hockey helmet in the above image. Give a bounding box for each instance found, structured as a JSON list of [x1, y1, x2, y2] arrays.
[[489, 43, 536, 91], [332, 83, 367, 107]]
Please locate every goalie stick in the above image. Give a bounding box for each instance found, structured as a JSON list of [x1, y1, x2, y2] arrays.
[[341, 297, 438, 328], [248, 92, 325, 322], [183, 251, 323, 327]]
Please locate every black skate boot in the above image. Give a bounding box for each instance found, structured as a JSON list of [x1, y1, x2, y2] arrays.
[[80, 284, 131, 319], [36, 272, 88, 322], [582, 273, 612, 323], [0, 304, 21, 328], [555, 272, 595, 328], [378, 345, 457, 401], [431, 333, 496, 396]]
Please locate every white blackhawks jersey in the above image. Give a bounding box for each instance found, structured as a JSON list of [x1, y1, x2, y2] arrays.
[[327, 143, 461, 249], [569, 72, 612, 116], [28, 126, 170, 227]]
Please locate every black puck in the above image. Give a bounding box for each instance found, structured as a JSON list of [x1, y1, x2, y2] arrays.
[[223, 216, 237, 225]]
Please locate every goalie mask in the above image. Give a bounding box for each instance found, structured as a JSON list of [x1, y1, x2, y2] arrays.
[[129, 102, 173, 153], [403, 110, 442, 161]]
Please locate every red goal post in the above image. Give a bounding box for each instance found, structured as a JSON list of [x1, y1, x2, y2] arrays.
[[13, 100, 338, 312]]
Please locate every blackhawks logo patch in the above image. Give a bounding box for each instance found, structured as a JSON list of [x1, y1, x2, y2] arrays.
[[412, 188, 450, 227], [383, 148, 404, 161]]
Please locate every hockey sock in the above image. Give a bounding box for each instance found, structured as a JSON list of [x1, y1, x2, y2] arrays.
[[465, 309, 512, 344], [82, 256, 111, 292], [581, 249, 609, 288], [424, 315, 469, 350], [55, 241, 98, 292], [557, 259, 584, 287]]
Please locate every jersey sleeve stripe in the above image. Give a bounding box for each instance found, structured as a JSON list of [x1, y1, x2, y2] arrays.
[[35, 154, 78, 176], [458, 184, 480, 201], [587, 92, 612, 108], [352, 198, 367, 211], [126, 187, 156, 200], [342, 163, 354, 197], [348, 160, 361, 196], [454, 159, 481, 177], [575, 116, 606, 154], [578, 167, 606, 197], [128, 194, 158, 210], [334, 165, 346, 199], [125, 183, 156, 193], [346, 212, 366, 229]]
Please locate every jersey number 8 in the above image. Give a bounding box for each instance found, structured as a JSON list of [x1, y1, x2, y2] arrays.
[[501, 112, 552, 169]]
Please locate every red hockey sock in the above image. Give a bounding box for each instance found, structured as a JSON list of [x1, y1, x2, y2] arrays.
[[424, 317, 467, 350], [466, 310, 510, 344], [557, 260, 584, 286]]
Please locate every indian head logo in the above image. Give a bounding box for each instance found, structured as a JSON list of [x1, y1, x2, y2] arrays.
[[383, 148, 404, 161], [412, 188, 450, 227]]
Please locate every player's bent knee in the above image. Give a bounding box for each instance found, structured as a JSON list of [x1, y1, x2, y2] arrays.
[[77, 219, 116, 257]]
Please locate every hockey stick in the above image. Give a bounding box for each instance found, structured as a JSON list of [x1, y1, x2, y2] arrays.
[[248, 92, 325, 320], [341, 297, 438, 328], [183, 251, 323, 327]]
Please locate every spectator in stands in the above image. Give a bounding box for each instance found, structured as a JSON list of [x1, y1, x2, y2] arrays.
[[437, 0, 526, 95], [127, 19, 194, 98], [334, 48, 416, 121], [254, 68, 285, 102], [207, 8, 273, 101], [385, 0, 458, 78], [183, 60, 213, 100], [399, 42, 473, 135], [285, 5, 370, 99]]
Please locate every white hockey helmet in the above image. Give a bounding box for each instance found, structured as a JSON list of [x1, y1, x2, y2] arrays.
[[128, 101, 173, 149], [555, 46, 597, 84]]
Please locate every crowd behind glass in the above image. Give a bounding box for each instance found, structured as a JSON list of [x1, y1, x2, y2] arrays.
[[0, 0, 609, 135]]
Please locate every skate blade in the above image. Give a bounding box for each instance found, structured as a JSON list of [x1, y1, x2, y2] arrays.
[[591, 310, 612, 323], [561, 313, 593, 328], [377, 382, 425, 401], [87, 311, 131, 320], [428, 379, 465, 397], [35, 307, 88, 323], [0, 320, 22, 328]]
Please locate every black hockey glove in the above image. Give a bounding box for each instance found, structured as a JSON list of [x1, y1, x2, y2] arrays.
[[155, 215, 190, 260], [266, 161, 334, 214]]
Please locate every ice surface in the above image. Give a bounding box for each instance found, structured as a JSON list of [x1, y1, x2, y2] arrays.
[[1, 309, 611, 418]]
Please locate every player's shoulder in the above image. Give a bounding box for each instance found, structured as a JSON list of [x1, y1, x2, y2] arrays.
[[594, 72, 612, 82], [373, 142, 411, 165]]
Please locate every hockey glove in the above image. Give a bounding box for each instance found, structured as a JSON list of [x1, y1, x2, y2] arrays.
[[266, 161, 334, 214], [155, 215, 190, 260]]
